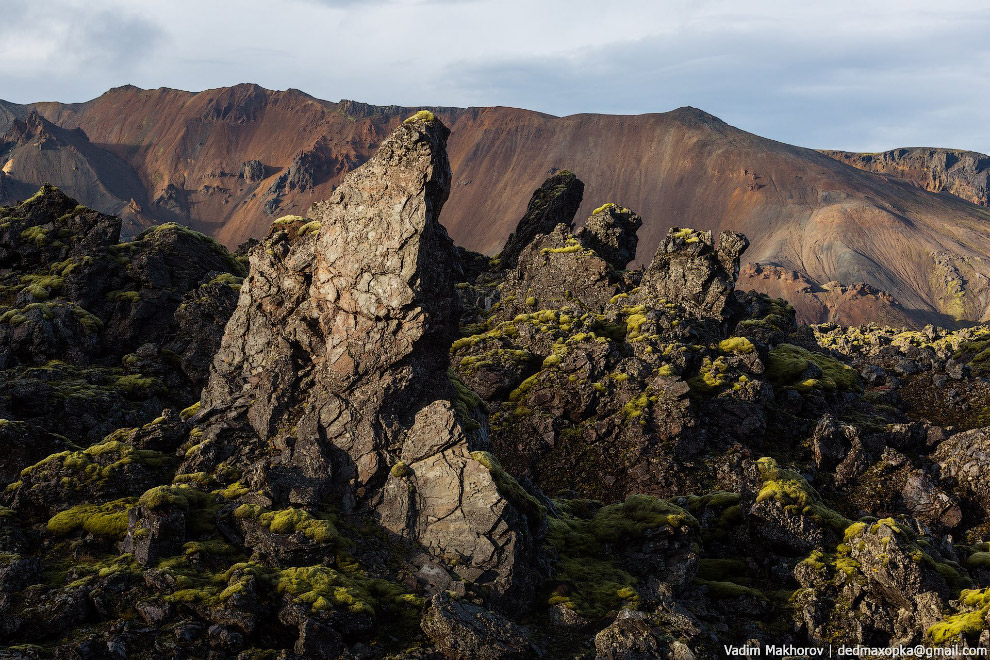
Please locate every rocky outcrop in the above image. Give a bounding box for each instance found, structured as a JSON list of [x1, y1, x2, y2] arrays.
[[200, 113, 542, 607], [934, 428, 990, 512], [498, 170, 583, 269], [499, 222, 624, 316], [0, 185, 244, 448], [641, 227, 748, 322], [11, 113, 990, 657], [578, 203, 642, 271], [421, 593, 534, 660], [794, 519, 952, 646]]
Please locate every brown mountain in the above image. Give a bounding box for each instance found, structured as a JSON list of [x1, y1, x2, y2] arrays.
[[4, 84, 990, 328], [823, 147, 990, 207]]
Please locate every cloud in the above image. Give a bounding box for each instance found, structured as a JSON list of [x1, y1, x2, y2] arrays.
[[0, 0, 162, 102], [435, 3, 990, 152], [0, 0, 987, 152]]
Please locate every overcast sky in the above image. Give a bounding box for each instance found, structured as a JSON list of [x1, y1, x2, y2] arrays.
[[2, 0, 988, 153]]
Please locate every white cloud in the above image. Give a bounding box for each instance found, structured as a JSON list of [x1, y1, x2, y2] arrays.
[[0, 0, 987, 152], [0, 0, 161, 101]]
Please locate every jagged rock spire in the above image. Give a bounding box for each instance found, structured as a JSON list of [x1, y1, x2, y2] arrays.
[[498, 170, 584, 269], [201, 112, 541, 607]]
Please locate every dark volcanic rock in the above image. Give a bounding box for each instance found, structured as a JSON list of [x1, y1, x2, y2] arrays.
[[498, 170, 584, 269], [9, 108, 990, 659], [0, 185, 245, 452], [499, 222, 623, 316], [577, 203, 643, 271], [421, 593, 533, 660], [641, 227, 749, 322]]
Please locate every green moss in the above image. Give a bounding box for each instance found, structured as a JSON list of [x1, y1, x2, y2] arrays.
[[219, 482, 250, 499], [390, 461, 412, 478], [180, 401, 202, 421], [687, 356, 732, 394], [20, 187, 48, 205], [20, 225, 49, 246], [274, 563, 422, 616], [843, 522, 867, 542], [592, 202, 617, 215], [755, 457, 851, 531], [683, 491, 741, 513], [208, 272, 244, 291], [298, 220, 322, 235], [694, 578, 767, 600], [20, 274, 64, 300], [107, 289, 141, 303], [71, 306, 103, 333], [115, 374, 164, 398], [47, 498, 136, 537], [766, 344, 860, 393], [17, 441, 172, 494], [449, 369, 485, 431], [625, 313, 648, 339], [158, 556, 423, 626], [509, 372, 541, 403], [544, 243, 583, 255], [546, 495, 695, 618], [549, 495, 695, 558], [927, 588, 990, 645], [965, 552, 990, 569], [404, 109, 437, 123], [138, 222, 247, 276], [236, 504, 343, 546], [547, 554, 640, 617], [450, 320, 519, 352], [718, 336, 755, 354], [591, 495, 697, 543], [622, 392, 653, 420], [273, 215, 305, 226], [139, 483, 215, 511], [173, 471, 212, 486], [183, 540, 239, 557]]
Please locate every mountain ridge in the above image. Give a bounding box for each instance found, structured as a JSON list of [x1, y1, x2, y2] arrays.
[[4, 85, 990, 328]]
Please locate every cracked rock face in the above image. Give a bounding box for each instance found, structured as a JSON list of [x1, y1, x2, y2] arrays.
[[201, 115, 540, 606]]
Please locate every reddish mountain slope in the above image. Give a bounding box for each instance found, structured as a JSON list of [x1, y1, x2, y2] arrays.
[[3, 84, 990, 327]]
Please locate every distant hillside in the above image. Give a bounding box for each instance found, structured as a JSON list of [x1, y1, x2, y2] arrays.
[[4, 84, 990, 328], [822, 147, 990, 207]]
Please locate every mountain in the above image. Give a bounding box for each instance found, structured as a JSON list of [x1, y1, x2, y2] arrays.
[[823, 146, 990, 207], [5, 119, 990, 656], [5, 84, 990, 327], [0, 111, 156, 234]]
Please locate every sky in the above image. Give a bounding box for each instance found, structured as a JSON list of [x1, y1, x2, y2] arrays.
[[1, 0, 989, 153]]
